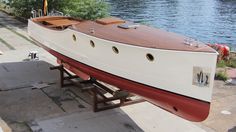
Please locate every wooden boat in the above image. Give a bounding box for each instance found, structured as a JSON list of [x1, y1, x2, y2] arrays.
[[28, 16, 218, 122]]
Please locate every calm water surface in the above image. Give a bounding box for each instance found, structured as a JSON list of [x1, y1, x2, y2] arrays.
[[107, 0, 236, 49]]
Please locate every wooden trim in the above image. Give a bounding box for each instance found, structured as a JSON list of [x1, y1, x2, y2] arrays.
[[96, 17, 125, 25]]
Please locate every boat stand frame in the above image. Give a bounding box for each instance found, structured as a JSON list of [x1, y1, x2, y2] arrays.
[[50, 64, 145, 112], [50, 65, 81, 87]]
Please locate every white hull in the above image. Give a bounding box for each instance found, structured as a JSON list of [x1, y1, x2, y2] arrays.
[[28, 20, 217, 102]]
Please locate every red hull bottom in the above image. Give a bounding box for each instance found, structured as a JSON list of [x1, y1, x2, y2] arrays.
[[44, 47, 210, 122]]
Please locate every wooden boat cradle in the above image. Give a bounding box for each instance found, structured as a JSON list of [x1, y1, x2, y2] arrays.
[[50, 61, 145, 112]]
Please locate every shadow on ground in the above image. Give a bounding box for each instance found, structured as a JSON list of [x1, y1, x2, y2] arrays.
[[0, 60, 144, 132]]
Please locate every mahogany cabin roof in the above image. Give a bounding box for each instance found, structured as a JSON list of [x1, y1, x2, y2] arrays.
[[32, 16, 216, 53]]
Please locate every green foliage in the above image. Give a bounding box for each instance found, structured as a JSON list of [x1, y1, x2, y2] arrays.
[[6, 0, 109, 20], [63, 0, 109, 20], [7, 0, 42, 18], [215, 71, 228, 81], [217, 60, 226, 68], [217, 59, 236, 68], [0, 2, 4, 9], [0, 1, 8, 10], [226, 58, 236, 68]]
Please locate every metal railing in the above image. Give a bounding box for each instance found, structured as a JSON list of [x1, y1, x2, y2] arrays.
[[31, 9, 70, 18]]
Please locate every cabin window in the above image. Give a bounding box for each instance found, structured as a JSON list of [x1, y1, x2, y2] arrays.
[[146, 53, 154, 61], [112, 46, 119, 54], [90, 40, 95, 48], [72, 34, 76, 41]]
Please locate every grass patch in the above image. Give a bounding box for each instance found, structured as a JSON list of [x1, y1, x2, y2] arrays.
[[217, 58, 236, 68], [215, 71, 228, 81], [217, 60, 226, 68], [226, 58, 236, 68]]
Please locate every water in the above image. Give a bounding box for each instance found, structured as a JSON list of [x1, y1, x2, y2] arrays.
[[107, 0, 236, 50]]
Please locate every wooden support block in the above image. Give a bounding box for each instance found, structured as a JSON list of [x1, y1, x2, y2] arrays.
[[0, 118, 12, 132], [50, 64, 144, 113]]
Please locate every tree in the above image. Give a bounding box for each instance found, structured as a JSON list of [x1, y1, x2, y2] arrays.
[[63, 0, 109, 20], [8, 0, 43, 18], [7, 0, 109, 20]]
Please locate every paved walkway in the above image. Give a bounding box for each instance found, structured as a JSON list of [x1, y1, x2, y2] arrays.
[[226, 68, 236, 85], [0, 10, 236, 132], [227, 68, 236, 79]]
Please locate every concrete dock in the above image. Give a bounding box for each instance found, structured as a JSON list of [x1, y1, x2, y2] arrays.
[[0, 11, 236, 132]]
